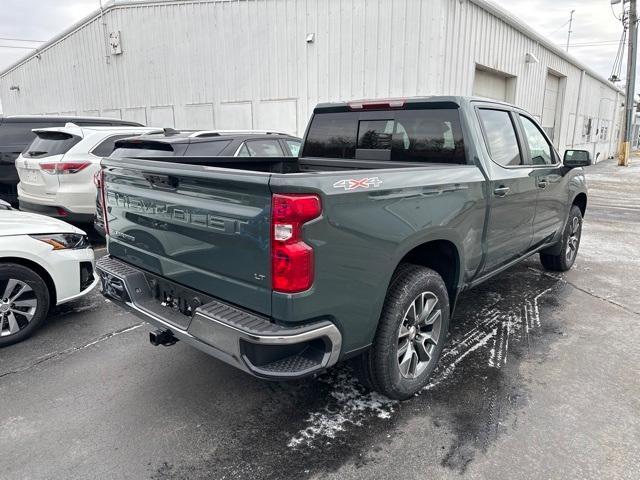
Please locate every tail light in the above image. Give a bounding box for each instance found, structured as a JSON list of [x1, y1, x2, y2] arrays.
[[40, 161, 91, 174], [271, 193, 321, 293], [98, 170, 110, 236]]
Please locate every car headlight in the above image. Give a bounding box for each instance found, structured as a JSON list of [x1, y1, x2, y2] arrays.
[[30, 233, 90, 250]]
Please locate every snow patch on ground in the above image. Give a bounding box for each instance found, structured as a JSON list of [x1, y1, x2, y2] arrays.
[[423, 287, 552, 391], [287, 371, 396, 449], [287, 284, 555, 449]]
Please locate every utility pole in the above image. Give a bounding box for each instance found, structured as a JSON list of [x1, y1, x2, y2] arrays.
[[566, 10, 575, 51], [620, 0, 638, 166]]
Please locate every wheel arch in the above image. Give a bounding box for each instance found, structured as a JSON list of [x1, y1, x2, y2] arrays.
[[572, 192, 587, 217], [394, 239, 462, 312], [0, 257, 57, 306]]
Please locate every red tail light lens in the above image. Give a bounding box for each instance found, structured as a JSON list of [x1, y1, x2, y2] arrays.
[[348, 98, 406, 110], [40, 161, 91, 175], [271, 193, 321, 293]]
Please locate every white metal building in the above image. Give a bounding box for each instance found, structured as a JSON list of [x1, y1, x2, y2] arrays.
[[0, 0, 625, 160]]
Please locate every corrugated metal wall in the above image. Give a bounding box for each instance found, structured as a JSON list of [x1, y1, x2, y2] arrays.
[[0, 0, 623, 159]]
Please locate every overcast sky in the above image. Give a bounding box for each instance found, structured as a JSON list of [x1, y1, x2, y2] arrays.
[[0, 0, 631, 111]]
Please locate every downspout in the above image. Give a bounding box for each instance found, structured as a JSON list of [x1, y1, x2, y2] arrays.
[[571, 69, 585, 148]]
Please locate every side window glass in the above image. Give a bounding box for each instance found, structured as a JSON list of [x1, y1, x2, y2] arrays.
[[478, 109, 522, 167], [91, 135, 136, 157], [245, 140, 284, 157], [185, 140, 231, 156], [236, 143, 250, 157], [285, 140, 301, 156], [520, 115, 553, 165]]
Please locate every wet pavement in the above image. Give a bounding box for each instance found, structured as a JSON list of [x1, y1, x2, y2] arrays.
[[1, 159, 639, 479]]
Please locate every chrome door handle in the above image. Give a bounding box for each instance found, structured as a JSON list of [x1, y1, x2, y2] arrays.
[[538, 179, 548, 189], [493, 186, 510, 197]]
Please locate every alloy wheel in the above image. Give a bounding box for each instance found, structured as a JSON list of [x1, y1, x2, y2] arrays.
[[397, 291, 443, 379], [0, 279, 38, 337], [566, 216, 581, 262]]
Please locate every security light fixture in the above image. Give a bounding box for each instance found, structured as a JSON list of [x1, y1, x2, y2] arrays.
[[525, 53, 539, 64], [306, 33, 315, 44]]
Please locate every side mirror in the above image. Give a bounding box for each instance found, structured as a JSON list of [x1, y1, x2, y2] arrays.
[[563, 149, 592, 168]]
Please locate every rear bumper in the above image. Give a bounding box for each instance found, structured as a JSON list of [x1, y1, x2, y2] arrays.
[[19, 199, 94, 223], [95, 255, 342, 379]]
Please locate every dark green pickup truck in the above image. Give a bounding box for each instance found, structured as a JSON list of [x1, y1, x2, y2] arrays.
[[96, 97, 590, 399]]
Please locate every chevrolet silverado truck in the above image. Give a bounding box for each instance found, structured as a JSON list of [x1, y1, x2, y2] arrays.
[[96, 97, 590, 399]]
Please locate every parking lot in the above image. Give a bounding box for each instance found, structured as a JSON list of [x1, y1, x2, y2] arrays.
[[1, 158, 639, 480]]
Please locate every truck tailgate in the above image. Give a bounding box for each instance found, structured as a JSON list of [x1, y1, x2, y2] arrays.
[[101, 158, 272, 315]]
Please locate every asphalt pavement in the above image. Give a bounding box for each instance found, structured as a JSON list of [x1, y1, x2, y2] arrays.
[[1, 159, 639, 480]]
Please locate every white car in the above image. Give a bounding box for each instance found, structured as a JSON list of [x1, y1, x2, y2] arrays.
[[15, 123, 158, 222], [0, 201, 97, 346]]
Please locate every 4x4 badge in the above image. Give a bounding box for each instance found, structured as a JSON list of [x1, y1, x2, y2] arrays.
[[333, 177, 383, 191]]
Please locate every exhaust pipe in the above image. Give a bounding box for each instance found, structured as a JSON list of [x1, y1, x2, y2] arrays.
[[149, 329, 178, 346]]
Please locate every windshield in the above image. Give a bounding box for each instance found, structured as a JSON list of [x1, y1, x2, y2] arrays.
[[22, 131, 81, 158]]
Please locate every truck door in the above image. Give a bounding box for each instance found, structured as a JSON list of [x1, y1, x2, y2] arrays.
[[516, 114, 567, 248], [477, 108, 538, 273]]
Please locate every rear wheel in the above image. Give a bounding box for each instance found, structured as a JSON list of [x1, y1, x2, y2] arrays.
[[0, 263, 50, 347], [355, 264, 450, 400], [540, 205, 583, 272]]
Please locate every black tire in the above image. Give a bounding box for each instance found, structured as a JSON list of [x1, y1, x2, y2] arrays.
[[0, 263, 50, 347], [354, 263, 450, 400], [540, 205, 583, 272]]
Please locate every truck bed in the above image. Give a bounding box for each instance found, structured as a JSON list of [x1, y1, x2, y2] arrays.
[[114, 155, 463, 173]]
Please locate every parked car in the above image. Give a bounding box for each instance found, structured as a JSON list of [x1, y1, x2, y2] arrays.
[[0, 205, 97, 346], [94, 129, 302, 236], [15, 124, 158, 223], [0, 115, 143, 206], [95, 97, 590, 399]]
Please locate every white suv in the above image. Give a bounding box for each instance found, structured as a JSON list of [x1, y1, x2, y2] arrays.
[[16, 123, 157, 222]]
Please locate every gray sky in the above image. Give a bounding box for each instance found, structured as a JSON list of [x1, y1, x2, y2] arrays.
[[0, 0, 630, 100]]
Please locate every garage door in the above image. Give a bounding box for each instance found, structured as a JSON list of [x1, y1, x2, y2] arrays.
[[542, 73, 560, 141], [473, 69, 508, 101]]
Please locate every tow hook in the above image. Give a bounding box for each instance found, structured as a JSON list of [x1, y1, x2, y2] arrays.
[[149, 329, 178, 347]]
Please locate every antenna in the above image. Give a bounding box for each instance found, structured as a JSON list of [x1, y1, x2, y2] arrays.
[[566, 10, 576, 51]]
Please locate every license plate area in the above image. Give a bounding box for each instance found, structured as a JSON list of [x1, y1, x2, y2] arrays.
[[22, 169, 41, 184], [137, 273, 214, 330]]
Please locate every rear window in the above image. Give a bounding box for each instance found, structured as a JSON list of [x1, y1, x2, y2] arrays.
[[302, 113, 357, 159], [22, 131, 81, 158], [302, 109, 466, 164], [110, 140, 175, 158]]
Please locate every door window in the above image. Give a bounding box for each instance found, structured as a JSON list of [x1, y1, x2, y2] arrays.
[[184, 140, 231, 156], [284, 139, 301, 156], [519, 115, 554, 165], [478, 109, 522, 167], [241, 140, 284, 157]]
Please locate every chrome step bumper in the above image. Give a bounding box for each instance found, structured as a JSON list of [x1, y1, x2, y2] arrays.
[[96, 255, 342, 379]]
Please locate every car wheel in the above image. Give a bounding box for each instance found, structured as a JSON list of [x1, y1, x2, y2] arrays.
[[354, 263, 450, 400], [540, 205, 583, 272], [0, 263, 50, 347]]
